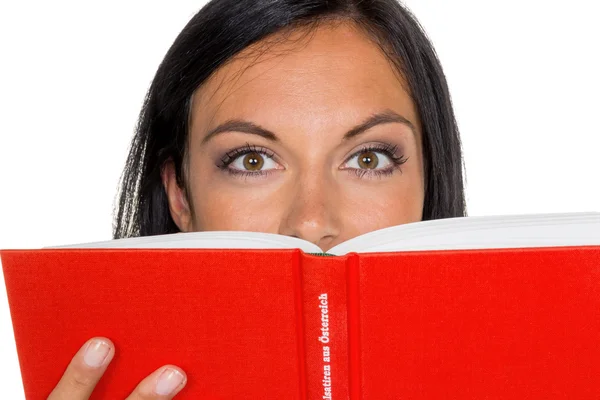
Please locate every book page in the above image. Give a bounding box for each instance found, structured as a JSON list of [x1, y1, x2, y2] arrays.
[[48, 213, 600, 255], [52, 230, 323, 253], [329, 212, 600, 255]]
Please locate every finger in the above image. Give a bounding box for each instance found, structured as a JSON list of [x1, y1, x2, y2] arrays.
[[48, 337, 114, 400], [126, 365, 187, 399]]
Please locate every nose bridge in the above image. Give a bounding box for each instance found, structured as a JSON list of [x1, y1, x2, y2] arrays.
[[280, 168, 340, 245], [292, 170, 329, 223]]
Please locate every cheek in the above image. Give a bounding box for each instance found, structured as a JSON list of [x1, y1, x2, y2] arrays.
[[339, 141, 425, 236], [340, 179, 423, 237], [337, 163, 424, 237], [188, 175, 286, 232]]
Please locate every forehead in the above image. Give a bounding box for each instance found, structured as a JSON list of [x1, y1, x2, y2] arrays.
[[191, 22, 418, 135]]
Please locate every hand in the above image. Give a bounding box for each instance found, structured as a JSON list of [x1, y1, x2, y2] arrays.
[[47, 337, 187, 399]]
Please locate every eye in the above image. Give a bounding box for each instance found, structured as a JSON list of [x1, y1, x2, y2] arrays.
[[341, 144, 408, 178], [345, 150, 392, 170], [218, 144, 283, 177], [344, 149, 402, 170], [229, 151, 278, 172]]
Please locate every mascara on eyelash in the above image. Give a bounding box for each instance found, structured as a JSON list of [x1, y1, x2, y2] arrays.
[[347, 143, 408, 166], [349, 156, 409, 179], [217, 142, 408, 178], [218, 143, 275, 168]]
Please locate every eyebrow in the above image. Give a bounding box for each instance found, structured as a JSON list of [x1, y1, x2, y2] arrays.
[[201, 109, 416, 144], [343, 110, 416, 140], [202, 120, 278, 144]]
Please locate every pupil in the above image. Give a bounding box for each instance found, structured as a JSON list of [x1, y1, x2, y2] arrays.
[[243, 152, 264, 171], [358, 151, 378, 169]]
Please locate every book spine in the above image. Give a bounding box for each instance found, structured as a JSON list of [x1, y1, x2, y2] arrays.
[[293, 250, 308, 399], [347, 253, 361, 400], [301, 254, 349, 400]]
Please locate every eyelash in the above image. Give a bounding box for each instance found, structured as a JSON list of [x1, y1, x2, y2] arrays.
[[217, 144, 277, 178], [216, 143, 408, 179], [343, 143, 408, 179]]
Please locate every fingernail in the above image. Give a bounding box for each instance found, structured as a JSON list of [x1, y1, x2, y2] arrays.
[[155, 367, 185, 395], [83, 339, 111, 368]]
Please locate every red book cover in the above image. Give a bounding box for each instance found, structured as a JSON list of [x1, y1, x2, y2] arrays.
[[2, 245, 600, 399]]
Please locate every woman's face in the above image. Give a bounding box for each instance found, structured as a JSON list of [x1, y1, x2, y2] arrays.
[[163, 23, 425, 252]]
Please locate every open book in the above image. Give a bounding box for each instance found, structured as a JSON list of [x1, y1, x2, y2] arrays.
[[2, 212, 600, 399]]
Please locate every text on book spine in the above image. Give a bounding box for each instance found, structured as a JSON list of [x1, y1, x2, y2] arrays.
[[318, 293, 332, 400]]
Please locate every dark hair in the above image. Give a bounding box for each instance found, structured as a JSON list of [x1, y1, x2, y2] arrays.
[[113, 0, 466, 239]]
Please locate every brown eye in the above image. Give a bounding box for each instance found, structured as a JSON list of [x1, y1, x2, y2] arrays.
[[242, 152, 265, 171], [357, 151, 379, 169]]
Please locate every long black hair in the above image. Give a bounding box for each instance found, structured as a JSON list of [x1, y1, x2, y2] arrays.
[[113, 0, 466, 239]]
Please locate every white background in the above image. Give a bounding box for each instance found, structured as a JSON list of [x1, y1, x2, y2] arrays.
[[1, 0, 598, 397]]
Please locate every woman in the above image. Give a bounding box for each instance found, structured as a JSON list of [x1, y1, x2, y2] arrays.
[[49, 0, 465, 398]]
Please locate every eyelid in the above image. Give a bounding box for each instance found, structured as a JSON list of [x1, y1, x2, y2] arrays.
[[340, 142, 409, 181], [341, 142, 403, 166], [219, 144, 280, 168], [216, 143, 286, 182]]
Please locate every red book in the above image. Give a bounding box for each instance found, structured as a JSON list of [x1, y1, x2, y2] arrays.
[[2, 213, 600, 399]]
